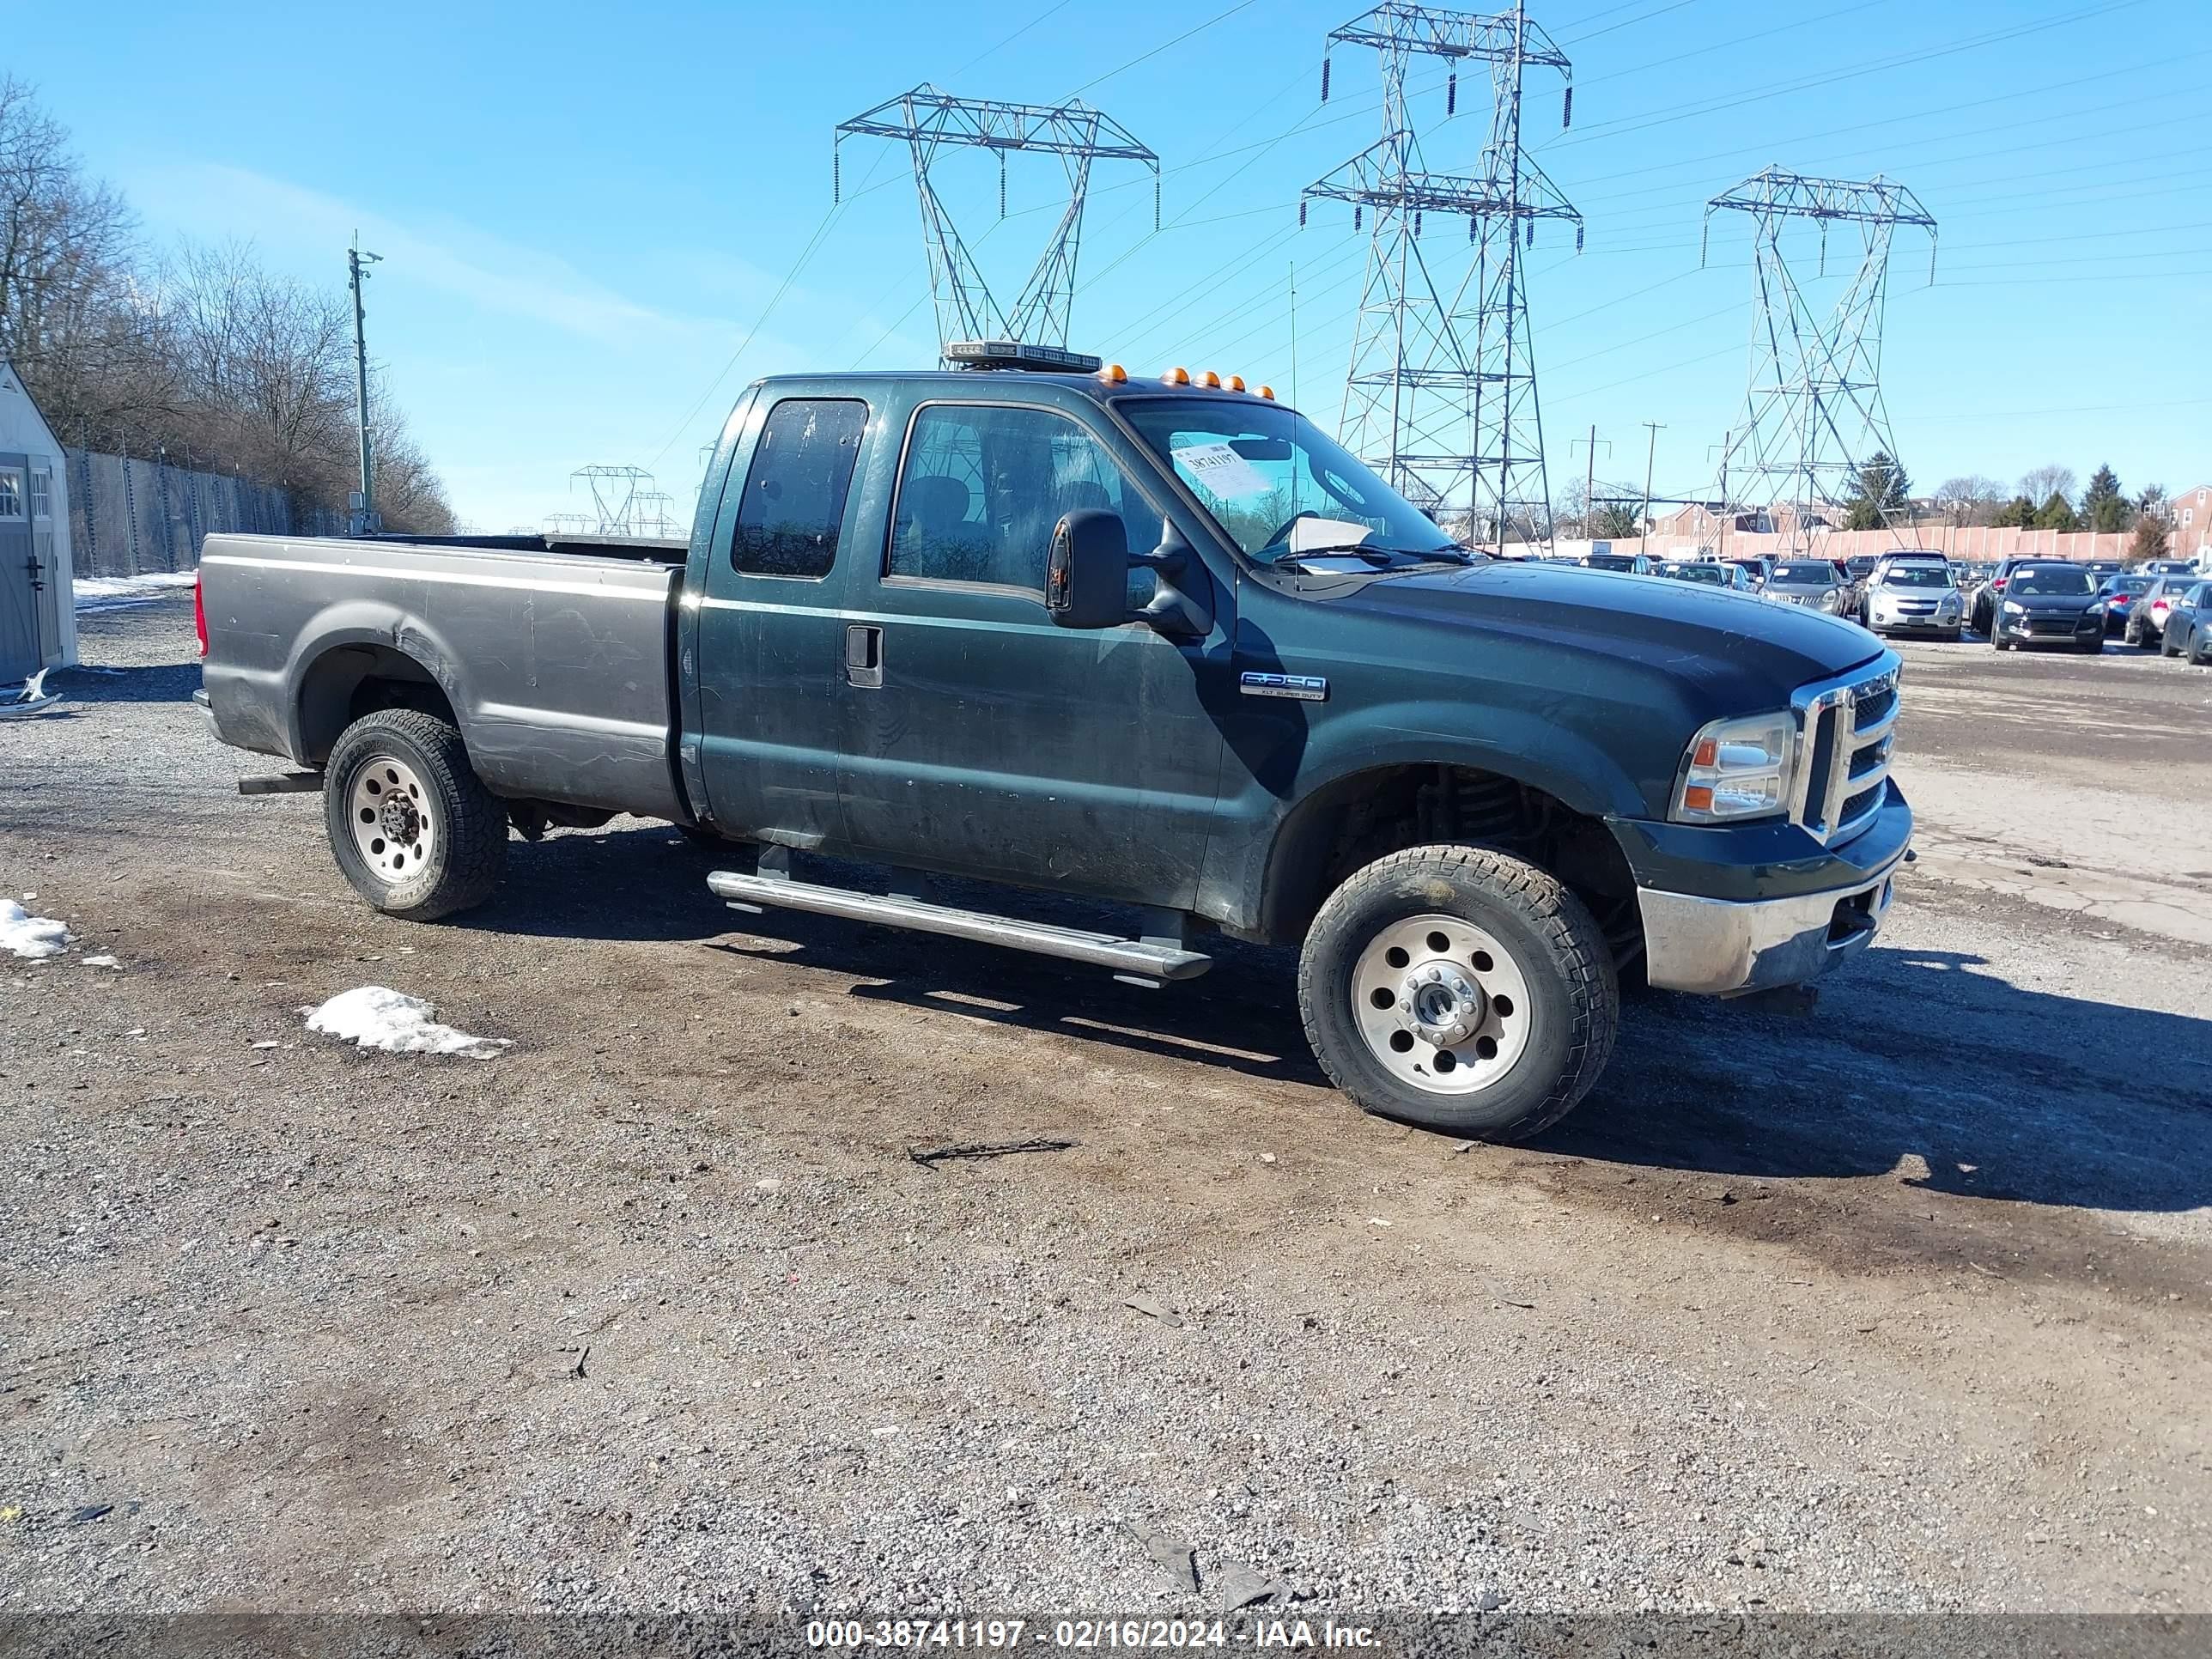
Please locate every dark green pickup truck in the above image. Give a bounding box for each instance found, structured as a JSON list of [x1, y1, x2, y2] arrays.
[[198, 360, 1909, 1141]]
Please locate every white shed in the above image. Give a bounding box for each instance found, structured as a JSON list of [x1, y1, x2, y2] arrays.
[[0, 359, 76, 682]]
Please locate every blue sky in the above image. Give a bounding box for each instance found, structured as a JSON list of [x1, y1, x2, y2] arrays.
[[41, 0, 2211, 529]]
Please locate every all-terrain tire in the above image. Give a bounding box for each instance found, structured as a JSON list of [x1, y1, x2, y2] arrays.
[[1297, 843, 1619, 1142], [324, 708, 507, 921]]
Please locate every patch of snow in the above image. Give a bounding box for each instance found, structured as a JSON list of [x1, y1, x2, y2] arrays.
[[0, 901, 71, 961], [73, 571, 198, 611], [82, 954, 122, 969], [301, 986, 510, 1060]]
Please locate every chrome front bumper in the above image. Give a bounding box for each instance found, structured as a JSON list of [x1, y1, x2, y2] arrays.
[[1637, 844, 1908, 996]]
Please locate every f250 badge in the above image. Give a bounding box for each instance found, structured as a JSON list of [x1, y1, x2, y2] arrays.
[[1240, 672, 1328, 702]]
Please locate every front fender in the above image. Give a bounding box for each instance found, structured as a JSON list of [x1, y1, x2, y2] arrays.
[[1198, 703, 1647, 936]]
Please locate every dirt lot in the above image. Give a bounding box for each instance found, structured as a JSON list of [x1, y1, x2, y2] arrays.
[[3, 596, 2209, 1618]]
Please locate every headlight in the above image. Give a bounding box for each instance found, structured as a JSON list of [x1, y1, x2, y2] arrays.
[[2086, 600, 2105, 616], [1672, 711, 1796, 823], [2002, 599, 2026, 617]]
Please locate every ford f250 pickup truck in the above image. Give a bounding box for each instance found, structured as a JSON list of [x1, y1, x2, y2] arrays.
[[196, 359, 1910, 1141]]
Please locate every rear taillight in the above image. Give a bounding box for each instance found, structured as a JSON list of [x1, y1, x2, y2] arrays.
[[193, 572, 208, 656], [1990, 577, 2008, 590]]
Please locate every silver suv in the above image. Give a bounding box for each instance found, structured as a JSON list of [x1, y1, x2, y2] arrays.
[[1863, 556, 1964, 641]]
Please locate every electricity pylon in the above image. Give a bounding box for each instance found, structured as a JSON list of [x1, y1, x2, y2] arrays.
[[836, 86, 1158, 362], [571, 465, 659, 536], [1704, 167, 1937, 550], [1304, 3, 1579, 546]]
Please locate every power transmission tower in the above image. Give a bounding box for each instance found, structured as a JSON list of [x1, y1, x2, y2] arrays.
[[570, 465, 659, 536], [1304, 3, 1580, 548], [1704, 167, 1936, 551], [836, 86, 1159, 365]]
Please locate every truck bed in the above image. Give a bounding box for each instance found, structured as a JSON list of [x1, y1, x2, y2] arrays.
[[198, 532, 688, 822]]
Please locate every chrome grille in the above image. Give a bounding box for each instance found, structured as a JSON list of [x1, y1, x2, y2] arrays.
[[1789, 654, 1900, 846]]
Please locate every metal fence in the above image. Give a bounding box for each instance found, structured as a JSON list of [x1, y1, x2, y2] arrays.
[[63, 447, 343, 580]]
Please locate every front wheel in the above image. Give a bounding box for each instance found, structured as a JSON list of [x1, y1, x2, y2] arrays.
[[324, 708, 507, 921], [1297, 844, 1620, 1141]]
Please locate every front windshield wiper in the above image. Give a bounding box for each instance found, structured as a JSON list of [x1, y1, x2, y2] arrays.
[[1271, 542, 1479, 569]]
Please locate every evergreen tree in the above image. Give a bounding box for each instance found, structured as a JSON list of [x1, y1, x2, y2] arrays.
[[2034, 491, 2080, 532], [2082, 464, 2130, 533], [1844, 452, 1911, 531], [1992, 495, 2036, 529]]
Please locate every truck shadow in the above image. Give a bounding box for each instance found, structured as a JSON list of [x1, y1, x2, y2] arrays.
[[1547, 947, 2212, 1216], [474, 833, 2212, 1214]]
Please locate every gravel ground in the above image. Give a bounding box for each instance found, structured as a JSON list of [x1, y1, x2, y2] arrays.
[[1, 595, 2208, 1617]]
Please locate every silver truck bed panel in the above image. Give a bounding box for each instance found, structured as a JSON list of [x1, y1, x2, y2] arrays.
[[198, 533, 686, 821]]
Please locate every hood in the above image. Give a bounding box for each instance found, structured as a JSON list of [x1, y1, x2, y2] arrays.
[[1320, 562, 1880, 713]]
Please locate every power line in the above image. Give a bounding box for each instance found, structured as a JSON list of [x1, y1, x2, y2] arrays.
[[1066, 0, 1263, 98]]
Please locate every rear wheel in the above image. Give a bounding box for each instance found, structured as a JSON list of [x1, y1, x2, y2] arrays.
[[1297, 844, 1619, 1142], [324, 708, 507, 921]]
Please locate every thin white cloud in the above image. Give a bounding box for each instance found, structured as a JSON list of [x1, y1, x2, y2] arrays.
[[134, 162, 716, 345]]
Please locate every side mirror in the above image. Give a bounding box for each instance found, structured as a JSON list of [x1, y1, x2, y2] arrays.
[[1047, 509, 1130, 629]]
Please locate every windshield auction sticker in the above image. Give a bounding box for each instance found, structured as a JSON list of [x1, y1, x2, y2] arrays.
[[1172, 441, 1273, 500]]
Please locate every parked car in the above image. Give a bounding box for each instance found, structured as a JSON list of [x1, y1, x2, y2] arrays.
[[1863, 560, 1965, 640], [194, 358, 1911, 1144], [1720, 555, 1772, 589], [2126, 573, 2197, 650], [2096, 572, 2156, 636], [1763, 558, 1856, 615], [1658, 561, 1756, 593], [1581, 550, 1653, 574], [2156, 580, 2212, 664], [1990, 562, 2106, 653], [1969, 557, 2033, 636]]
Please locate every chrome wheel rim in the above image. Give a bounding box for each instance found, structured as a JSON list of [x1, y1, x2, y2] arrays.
[[347, 755, 434, 885], [1350, 912, 1533, 1096]]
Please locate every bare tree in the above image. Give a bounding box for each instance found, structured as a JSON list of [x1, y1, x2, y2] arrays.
[[1933, 474, 2006, 527], [2, 78, 453, 532], [0, 75, 164, 432], [2019, 464, 2076, 512]]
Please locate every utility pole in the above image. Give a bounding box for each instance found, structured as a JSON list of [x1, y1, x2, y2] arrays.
[[1640, 421, 1665, 547], [347, 234, 383, 536], [1571, 424, 1609, 539]]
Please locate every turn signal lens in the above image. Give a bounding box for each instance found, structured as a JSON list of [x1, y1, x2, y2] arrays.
[[1164, 366, 1191, 386], [1257, 385, 1275, 400], [1228, 374, 1247, 392], [1199, 369, 1222, 388], [1099, 362, 1127, 384]]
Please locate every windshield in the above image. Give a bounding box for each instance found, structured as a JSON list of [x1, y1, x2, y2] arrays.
[[1662, 563, 1724, 583], [1120, 398, 1464, 563], [1771, 562, 1833, 582], [1878, 565, 1952, 588], [2010, 566, 2095, 597], [2104, 576, 2152, 595], [1846, 556, 1878, 575], [1584, 554, 1638, 571]]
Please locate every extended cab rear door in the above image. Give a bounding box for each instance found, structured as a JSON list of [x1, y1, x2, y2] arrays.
[[684, 383, 875, 848]]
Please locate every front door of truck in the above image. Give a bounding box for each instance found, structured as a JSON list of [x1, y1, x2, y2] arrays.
[[689, 391, 872, 848], [835, 396, 1232, 908]]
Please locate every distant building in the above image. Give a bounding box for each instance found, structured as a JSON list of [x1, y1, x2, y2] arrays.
[[0, 359, 77, 680], [2172, 483, 2211, 563]]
